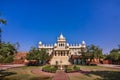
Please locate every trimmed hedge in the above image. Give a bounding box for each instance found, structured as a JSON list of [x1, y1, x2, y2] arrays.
[[65, 65, 80, 73], [65, 67, 73, 73], [73, 65, 80, 71], [42, 65, 58, 73], [89, 63, 97, 66]]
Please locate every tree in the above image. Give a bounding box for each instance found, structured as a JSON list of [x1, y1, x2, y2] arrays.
[[85, 44, 103, 60], [26, 47, 39, 60], [109, 49, 120, 64], [0, 13, 7, 43], [0, 42, 17, 63], [26, 47, 49, 65]]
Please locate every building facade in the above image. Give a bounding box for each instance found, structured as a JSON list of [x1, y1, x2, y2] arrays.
[[38, 34, 86, 65]]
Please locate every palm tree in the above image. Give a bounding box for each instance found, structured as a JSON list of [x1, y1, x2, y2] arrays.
[[0, 13, 6, 43]]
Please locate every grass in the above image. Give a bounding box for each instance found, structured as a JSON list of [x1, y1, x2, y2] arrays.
[[1, 65, 120, 80], [68, 65, 120, 80], [0, 66, 53, 80]]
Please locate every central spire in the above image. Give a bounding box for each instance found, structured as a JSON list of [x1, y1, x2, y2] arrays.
[[60, 33, 64, 39], [57, 33, 66, 41]]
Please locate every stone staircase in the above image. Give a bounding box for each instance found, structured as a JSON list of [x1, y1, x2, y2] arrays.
[[50, 56, 71, 65]]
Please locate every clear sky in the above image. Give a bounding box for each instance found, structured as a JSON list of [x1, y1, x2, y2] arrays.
[[0, 0, 120, 53]]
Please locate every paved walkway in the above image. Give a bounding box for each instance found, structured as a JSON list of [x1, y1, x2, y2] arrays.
[[31, 68, 54, 76], [53, 70, 69, 80], [0, 64, 25, 70], [97, 64, 120, 69]]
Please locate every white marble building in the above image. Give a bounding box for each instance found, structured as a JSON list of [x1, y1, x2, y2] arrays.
[[38, 34, 86, 65]]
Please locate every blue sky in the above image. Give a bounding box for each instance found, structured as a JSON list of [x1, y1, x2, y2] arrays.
[[0, 0, 120, 53]]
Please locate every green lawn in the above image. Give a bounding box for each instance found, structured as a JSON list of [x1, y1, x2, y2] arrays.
[[0, 66, 53, 80], [68, 65, 120, 80], [0, 65, 120, 80]]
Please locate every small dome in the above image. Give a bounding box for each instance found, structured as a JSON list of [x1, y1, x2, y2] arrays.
[[54, 43, 57, 46], [82, 41, 85, 44], [39, 41, 42, 44], [67, 43, 69, 46]]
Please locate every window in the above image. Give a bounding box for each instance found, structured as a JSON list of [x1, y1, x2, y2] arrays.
[[61, 52, 62, 56], [55, 53, 56, 56], [62, 44, 64, 46]]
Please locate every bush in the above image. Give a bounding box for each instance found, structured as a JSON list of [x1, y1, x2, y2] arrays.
[[90, 63, 97, 66], [0, 56, 14, 63], [42, 65, 57, 73], [0, 57, 5, 63], [65, 65, 80, 73], [3, 56, 14, 63], [65, 68, 73, 73], [50, 66, 57, 73], [73, 65, 80, 71]]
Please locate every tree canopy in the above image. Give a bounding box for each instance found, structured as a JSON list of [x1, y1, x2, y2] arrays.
[[26, 47, 50, 64], [0, 42, 18, 63], [109, 49, 120, 62], [85, 44, 103, 59]]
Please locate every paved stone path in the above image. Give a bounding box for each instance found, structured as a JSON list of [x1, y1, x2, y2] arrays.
[[31, 68, 54, 76], [53, 70, 69, 80], [97, 64, 120, 69], [0, 64, 25, 70]]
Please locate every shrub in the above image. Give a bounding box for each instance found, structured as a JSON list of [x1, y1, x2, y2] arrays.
[[0, 57, 5, 63], [73, 65, 80, 71], [3, 56, 14, 63], [65, 67, 73, 73], [50, 66, 57, 73], [0, 56, 14, 63], [42, 65, 57, 73], [90, 63, 97, 66], [65, 65, 80, 73]]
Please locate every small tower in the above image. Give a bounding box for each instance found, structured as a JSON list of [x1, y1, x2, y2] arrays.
[[81, 41, 86, 47], [58, 33, 65, 40], [54, 43, 57, 48], [57, 33, 66, 48], [39, 41, 42, 46]]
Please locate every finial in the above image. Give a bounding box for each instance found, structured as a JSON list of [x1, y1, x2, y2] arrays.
[[60, 33, 63, 38]]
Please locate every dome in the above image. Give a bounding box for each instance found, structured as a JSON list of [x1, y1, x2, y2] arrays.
[[59, 33, 65, 39], [66, 43, 69, 46], [39, 41, 42, 45], [60, 33, 64, 38], [54, 43, 57, 46], [82, 41, 85, 44], [79, 44, 81, 47]]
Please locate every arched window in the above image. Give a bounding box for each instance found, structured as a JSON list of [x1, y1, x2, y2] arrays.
[[61, 52, 62, 56], [55, 52, 56, 56], [67, 53, 69, 56], [58, 52, 60, 56], [62, 44, 64, 46], [63, 51, 65, 56]]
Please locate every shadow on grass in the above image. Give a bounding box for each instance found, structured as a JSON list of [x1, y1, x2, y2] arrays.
[[85, 70, 120, 80], [30, 76, 53, 80], [0, 70, 16, 80]]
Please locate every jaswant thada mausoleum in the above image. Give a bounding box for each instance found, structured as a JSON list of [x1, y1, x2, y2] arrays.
[[38, 34, 86, 65]]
